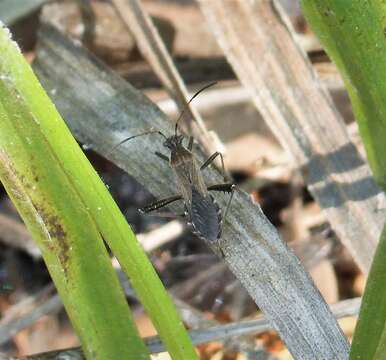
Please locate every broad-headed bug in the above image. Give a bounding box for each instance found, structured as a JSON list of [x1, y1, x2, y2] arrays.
[[116, 83, 235, 241]]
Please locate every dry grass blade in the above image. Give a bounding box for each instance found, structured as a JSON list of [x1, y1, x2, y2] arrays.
[[119, 58, 344, 92], [0, 292, 62, 346], [33, 26, 349, 359], [4, 297, 360, 359], [137, 220, 184, 252], [197, 0, 386, 274], [0, 214, 40, 258], [110, 0, 216, 155], [0, 0, 51, 25]]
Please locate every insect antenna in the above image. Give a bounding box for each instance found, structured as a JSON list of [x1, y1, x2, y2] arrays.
[[112, 129, 167, 151], [174, 82, 217, 136]]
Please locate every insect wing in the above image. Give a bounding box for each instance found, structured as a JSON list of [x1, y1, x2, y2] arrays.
[[172, 151, 207, 202], [190, 188, 221, 241]]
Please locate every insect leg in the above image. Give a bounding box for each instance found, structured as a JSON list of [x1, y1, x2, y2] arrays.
[[200, 152, 228, 181], [223, 186, 235, 221], [155, 151, 169, 162], [207, 183, 236, 223], [207, 183, 234, 193], [145, 212, 186, 219], [187, 136, 194, 151], [140, 194, 182, 213]]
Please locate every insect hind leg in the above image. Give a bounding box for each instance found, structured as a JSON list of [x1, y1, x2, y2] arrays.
[[140, 194, 182, 213], [207, 183, 236, 224], [144, 212, 186, 219], [207, 183, 234, 193]]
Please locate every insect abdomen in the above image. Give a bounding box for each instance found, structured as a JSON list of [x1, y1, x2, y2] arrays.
[[188, 187, 221, 241]]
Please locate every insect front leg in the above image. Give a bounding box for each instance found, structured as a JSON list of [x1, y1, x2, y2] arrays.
[[200, 152, 228, 181], [155, 151, 169, 162]]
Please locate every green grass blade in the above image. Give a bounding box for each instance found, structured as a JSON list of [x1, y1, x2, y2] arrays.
[[300, 1, 386, 358], [0, 24, 198, 360], [301, 1, 386, 190], [0, 25, 149, 359]]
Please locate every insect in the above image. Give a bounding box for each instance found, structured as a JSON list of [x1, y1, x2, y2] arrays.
[[116, 83, 235, 241]]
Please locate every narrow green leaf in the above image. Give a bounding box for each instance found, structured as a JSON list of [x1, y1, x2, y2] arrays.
[[301, 0, 386, 190], [300, 1, 386, 359], [0, 25, 149, 359], [0, 24, 198, 360]]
